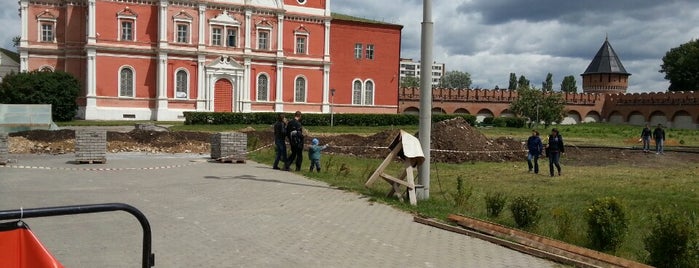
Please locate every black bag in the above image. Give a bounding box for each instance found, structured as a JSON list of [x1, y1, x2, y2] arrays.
[[290, 130, 303, 148]]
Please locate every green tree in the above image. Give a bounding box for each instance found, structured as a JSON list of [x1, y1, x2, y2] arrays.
[[561, 75, 578, 93], [509, 85, 565, 128], [400, 76, 420, 88], [438, 70, 471, 89], [12, 36, 20, 48], [517, 75, 530, 90], [660, 39, 699, 91], [542, 73, 553, 92], [0, 71, 80, 121], [508, 73, 517, 90]]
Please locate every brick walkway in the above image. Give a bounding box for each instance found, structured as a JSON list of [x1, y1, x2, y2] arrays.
[[0, 153, 557, 267]]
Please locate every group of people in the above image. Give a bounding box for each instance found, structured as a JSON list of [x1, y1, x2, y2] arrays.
[[526, 123, 669, 176], [526, 128, 564, 177], [272, 111, 328, 172], [641, 124, 666, 154]]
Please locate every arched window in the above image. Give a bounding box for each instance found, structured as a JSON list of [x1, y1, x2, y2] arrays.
[[352, 80, 362, 105], [39, 66, 53, 72], [175, 69, 188, 98], [119, 67, 134, 97], [364, 80, 374, 105], [257, 74, 268, 101], [294, 77, 306, 102]]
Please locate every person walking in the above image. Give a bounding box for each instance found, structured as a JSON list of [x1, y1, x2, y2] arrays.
[[272, 113, 288, 170], [653, 124, 665, 155], [546, 128, 565, 177], [308, 138, 329, 172], [526, 130, 544, 174], [641, 124, 652, 153], [285, 111, 304, 171]]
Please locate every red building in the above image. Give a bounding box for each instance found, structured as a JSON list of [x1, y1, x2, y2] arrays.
[[19, 0, 402, 120]]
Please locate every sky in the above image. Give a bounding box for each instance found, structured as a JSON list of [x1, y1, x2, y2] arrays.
[[2, 0, 698, 93]]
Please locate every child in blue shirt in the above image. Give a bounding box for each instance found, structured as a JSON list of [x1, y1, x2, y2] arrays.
[[308, 138, 329, 172]]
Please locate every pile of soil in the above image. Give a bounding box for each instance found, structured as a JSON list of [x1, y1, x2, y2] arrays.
[[428, 117, 524, 163]]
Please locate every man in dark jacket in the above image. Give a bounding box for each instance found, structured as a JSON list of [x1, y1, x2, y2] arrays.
[[272, 113, 287, 170], [526, 130, 543, 174], [641, 124, 652, 153], [285, 111, 304, 171], [547, 128, 565, 177], [653, 124, 665, 155]]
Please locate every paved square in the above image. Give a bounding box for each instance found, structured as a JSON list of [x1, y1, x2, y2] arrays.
[[0, 153, 557, 267]]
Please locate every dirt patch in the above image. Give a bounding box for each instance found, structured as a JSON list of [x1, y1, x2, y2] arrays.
[[7, 121, 699, 167]]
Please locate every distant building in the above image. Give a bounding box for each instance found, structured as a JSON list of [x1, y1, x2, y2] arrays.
[[0, 48, 20, 82], [399, 58, 445, 87], [19, 0, 402, 120]]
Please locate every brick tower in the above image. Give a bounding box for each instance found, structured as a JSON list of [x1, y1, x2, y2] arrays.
[[581, 37, 631, 94]]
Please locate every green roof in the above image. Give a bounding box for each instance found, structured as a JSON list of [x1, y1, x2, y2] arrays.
[[331, 13, 402, 27], [0, 48, 20, 63]]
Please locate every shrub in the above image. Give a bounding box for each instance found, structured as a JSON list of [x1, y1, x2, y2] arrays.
[[492, 117, 507, 127], [482, 117, 494, 125], [585, 197, 628, 252], [452, 175, 472, 211], [509, 195, 540, 228], [484, 192, 507, 218], [0, 71, 80, 121], [552, 207, 575, 240], [644, 210, 699, 268]]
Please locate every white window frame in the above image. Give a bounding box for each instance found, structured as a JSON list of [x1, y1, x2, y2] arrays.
[[226, 27, 238, 48], [364, 79, 374, 105], [39, 65, 54, 72], [38, 19, 56, 43], [174, 68, 189, 99], [211, 27, 222, 46], [294, 76, 307, 103], [354, 43, 362, 59], [257, 73, 269, 101], [175, 22, 190, 44], [209, 11, 241, 48], [366, 44, 375, 60], [257, 28, 271, 50], [352, 79, 362, 105], [117, 12, 137, 42], [118, 66, 135, 98], [295, 33, 308, 54]]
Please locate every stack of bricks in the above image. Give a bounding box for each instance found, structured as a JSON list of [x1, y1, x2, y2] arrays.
[[211, 132, 247, 162], [75, 130, 107, 164], [0, 133, 8, 165]]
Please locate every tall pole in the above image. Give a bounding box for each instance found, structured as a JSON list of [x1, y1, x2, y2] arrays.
[[330, 89, 335, 127], [418, 0, 433, 200]]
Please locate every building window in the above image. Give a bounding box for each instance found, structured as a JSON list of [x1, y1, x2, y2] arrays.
[[121, 21, 134, 41], [294, 77, 306, 102], [258, 30, 269, 50], [211, 27, 222, 46], [117, 8, 137, 42], [40, 23, 54, 42], [257, 74, 268, 101], [175, 69, 188, 98], [295, 35, 307, 54], [176, 24, 189, 43], [364, 80, 374, 105], [39, 66, 54, 72], [227, 28, 238, 47], [354, 43, 362, 59], [366, 44, 374, 60], [352, 80, 362, 105], [119, 67, 135, 97]]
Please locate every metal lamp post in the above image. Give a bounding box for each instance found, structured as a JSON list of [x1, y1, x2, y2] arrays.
[[330, 88, 336, 127]]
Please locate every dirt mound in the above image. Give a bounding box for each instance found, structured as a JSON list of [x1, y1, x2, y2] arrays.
[[9, 129, 75, 142], [428, 117, 524, 163]]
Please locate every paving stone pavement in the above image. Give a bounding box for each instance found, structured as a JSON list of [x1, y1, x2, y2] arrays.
[[0, 153, 559, 268]]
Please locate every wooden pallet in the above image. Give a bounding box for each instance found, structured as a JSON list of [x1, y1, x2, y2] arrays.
[[215, 157, 246, 164], [76, 159, 107, 164]]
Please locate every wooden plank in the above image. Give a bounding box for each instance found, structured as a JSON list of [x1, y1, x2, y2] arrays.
[[365, 143, 402, 187], [379, 173, 412, 187], [404, 161, 417, 205]]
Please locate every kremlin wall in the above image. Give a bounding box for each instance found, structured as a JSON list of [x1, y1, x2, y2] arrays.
[[398, 39, 699, 130]]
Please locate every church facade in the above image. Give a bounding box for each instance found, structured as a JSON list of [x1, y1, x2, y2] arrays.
[[19, 0, 402, 120]]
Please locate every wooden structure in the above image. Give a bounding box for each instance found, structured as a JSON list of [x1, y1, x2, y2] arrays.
[[365, 130, 425, 205]]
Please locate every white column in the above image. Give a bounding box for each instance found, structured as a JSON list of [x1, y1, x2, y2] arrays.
[[208, 74, 215, 111], [242, 58, 252, 112], [156, 52, 169, 119], [159, 0, 169, 48], [325, 0, 331, 16], [19, 0, 29, 48], [323, 19, 330, 62], [277, 14, 284, 57], [322, 64, 330, 113], [84, 49, 97, 119], [197, 55, 206, 111], [244, 10, 252, 54], [275, 61, 284, 111], [198, 4, 206, 49], [87, 0, 96, 44]]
